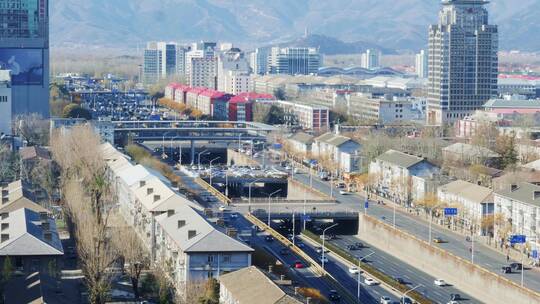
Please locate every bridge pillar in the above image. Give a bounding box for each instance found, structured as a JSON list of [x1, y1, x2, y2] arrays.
[[190, 140, 196, 164]]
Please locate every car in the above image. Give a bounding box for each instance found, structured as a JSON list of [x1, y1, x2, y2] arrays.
[[393, 277, 406, 284], [501, 266, 512, 273], [229, 213, 238, 219], [434, 279, 446, 286], [264, 235, 274, 242], [315, 247, 329, 254], [339, 190, 349, 195], [294, 261, 304, 269], [219, 206, 230, 212], [450, 293, 461, 301], [329, 290, 341, 301], [319, 256, 329, 263], [279, 248, 289, 255], [447, 301, 459, 304], [355, 242, 364, 248], [348, 266, 360, 274], [510, 262, 523, 270], [433, 237, 445, 243], [380, 296, 392, 304], [364, 277, 378, 286], [400, 297, 413, 304], [296, 242, 305, 248], [346, 244, 358, 251]]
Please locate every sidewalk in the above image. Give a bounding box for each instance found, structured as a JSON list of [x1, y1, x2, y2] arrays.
[[370, 192, 540, 270]]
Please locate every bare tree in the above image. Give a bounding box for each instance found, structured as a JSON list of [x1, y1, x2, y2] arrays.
[[112, 227, 149, 300], [0, 144, 19, 182], [51, 125, 118, 304], [12, 114, 49, 146]]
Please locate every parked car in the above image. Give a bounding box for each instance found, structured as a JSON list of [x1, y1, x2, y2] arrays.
[[433, 237, 445, 243], [364, 277, 378, 286], [380, 296, 392, 304], [434, 279, 447, 286]]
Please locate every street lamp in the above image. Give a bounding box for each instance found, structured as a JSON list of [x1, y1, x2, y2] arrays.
[[197, 149, 210, 170], [267, 189, 282, 227], [209, 157, 221, 186], [403, 284, 422, 300], [357, 251, 375, 302], [161, 131, 175, 159], [429, 202, 446, 245], [238, 133, 243, 152], [322, 223, 339, 271], [170, 136, 183, 167], [248, 178, 264, 214]]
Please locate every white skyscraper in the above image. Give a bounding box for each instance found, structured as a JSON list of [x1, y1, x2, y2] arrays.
[[0, 70, 12, 135], [415, 50, 428, 78], [361, 49, 381, 69], [426, 0, 498, 125], [218, 48, 251, 94]]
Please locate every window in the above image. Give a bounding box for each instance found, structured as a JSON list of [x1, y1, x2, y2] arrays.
[[208, 255, 215, 263], [222, 254, 231, 263]]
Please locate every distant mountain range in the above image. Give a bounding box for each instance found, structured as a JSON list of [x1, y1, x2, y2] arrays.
[[50, 0, 540, 52]]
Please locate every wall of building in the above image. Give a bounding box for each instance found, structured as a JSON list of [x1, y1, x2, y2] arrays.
[[357, 214, 540, 304]]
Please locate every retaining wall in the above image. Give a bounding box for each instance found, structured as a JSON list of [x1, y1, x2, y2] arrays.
[[357, 214, 540, 304]]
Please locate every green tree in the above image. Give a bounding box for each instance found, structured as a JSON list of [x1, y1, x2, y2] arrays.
[[496, 134, 518, 169], [62, 103, 92, 120]]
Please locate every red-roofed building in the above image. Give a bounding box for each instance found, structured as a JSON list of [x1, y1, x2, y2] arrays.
[[174, 84, 190, 104], [198, 89, 232, 118], [227, 93, 276, 122], [165, 83, 183, 100], [186, 87, 208, 110]]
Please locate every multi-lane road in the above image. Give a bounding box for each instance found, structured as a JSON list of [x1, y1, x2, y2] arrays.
[[260, 154, 540, 294]]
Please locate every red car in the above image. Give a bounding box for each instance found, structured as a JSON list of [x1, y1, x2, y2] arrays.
[[294, 261, 304, 269]]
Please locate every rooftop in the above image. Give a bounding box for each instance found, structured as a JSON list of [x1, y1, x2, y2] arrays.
[[0, 208, 63, 256], [484, 98, 540, 109], [376, 149, 426, 168], [289, 132, 314, 145], [0, 180, 46, 214], [219, 266, 302, 304], [155, 205, 253, 253], [19, 146, 51, 161], [315, 132, 358, 148], [438, 180, 493, 204], [495, 182, 540, 207], [443, 143, 500, 158]]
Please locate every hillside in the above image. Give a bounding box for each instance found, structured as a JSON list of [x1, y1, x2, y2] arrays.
[[50, 0, 540, 51]]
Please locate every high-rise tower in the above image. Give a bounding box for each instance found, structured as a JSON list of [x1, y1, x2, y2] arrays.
[[0, 0, 49, 118], [426, 0, 498, 125]]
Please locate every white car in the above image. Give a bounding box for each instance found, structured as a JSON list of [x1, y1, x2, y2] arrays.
[[364, 277, 378, 286], [339, 190, 349, 195], [447, 301, 459, 304], [219, 206, 230, 212], [319, 256, 329, 263], [348, 266, 360, 274], [380, 296, 392, 304], [434, 279, 446, 286]]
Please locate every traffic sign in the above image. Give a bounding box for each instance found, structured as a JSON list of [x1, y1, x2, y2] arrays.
[[510, 235, 526, 244], [301, 215, 311, 221], [444, 208, 458, 216], [532, 250, 538, 259], [364, 200, 369, 209]]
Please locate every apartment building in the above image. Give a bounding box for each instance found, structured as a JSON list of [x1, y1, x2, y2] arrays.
[[369, 150, 440, 206], [101, 143, 253, 297], [217, 48, 251, 95], [274, 100, 329, 131], [313, 131, 362, 173], [494, 182, 540, 246], [189, 57, 217, 89]]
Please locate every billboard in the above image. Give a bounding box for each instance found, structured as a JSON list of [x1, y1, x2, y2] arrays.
[[0, 49, 44, 85]]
